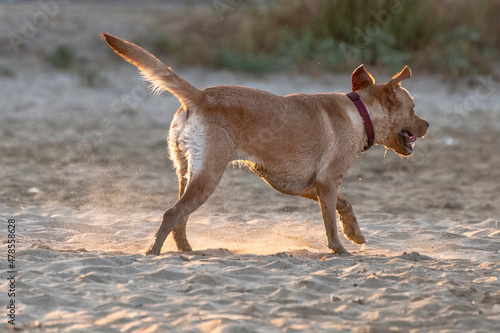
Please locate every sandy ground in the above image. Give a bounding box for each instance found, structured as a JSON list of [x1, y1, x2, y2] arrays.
[[1, 2, 500, 332]]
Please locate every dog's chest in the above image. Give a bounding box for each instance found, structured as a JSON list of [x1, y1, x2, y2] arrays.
[[244, 161, 316, 196]]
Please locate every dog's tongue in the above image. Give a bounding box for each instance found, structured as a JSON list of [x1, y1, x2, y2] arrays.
[[403, 132, 417, 143]]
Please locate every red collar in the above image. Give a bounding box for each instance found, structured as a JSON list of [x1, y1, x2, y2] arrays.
[[346, 92, 375, 151]]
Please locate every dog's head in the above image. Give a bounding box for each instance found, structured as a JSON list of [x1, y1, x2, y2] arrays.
[[351, 65, 429, 156]]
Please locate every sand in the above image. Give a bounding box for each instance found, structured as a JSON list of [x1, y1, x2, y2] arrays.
[[1, 2, 499, 332]]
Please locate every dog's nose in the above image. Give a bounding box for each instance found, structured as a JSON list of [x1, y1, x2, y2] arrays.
[[426, 121, 430, 128]]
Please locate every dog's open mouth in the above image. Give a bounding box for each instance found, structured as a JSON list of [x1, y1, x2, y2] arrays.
[[401, 130, 417, 154]]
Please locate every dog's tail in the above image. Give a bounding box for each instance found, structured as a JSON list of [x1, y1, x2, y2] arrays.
[[102, 33, 204, 109]]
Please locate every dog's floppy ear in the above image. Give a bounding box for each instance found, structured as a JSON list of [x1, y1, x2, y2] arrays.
[[351, 65, 375, 91], [387, 66, 412, 89]]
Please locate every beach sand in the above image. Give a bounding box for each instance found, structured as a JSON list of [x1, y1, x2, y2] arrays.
[[1, 3, 499, 332]]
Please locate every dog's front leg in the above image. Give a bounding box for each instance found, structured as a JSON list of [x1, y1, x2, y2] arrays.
[[337, 193, 366, 245], [315, 181, 349, 254]]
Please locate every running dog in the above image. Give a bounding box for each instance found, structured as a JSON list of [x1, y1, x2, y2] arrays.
[[102, 33, 429, 255]]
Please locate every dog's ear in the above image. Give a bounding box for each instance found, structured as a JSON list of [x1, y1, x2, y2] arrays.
[[387, 66, 412, 89], [351, 65, 375, 91], [382, 66, 412, 106]]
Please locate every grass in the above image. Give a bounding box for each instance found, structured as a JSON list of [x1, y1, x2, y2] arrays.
[[46, 44, 108, 87], [0, 64, 15, 78], [46, 45, 75, 70], [152, 0, 499, 78]]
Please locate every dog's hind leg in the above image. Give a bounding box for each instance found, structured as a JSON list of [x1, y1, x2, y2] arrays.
[[146, 124, 231, 255], [337, 193, 366, 245], [172, 153, 193, 252]]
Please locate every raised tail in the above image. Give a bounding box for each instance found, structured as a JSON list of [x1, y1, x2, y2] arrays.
[[102, 33, 204, 109]]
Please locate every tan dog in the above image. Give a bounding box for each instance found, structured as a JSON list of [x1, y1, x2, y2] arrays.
[[102, 33, 428, 255]]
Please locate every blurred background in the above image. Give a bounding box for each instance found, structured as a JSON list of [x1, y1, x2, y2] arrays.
[[1, 0, 499, 78], [149, 0, 500, 78]]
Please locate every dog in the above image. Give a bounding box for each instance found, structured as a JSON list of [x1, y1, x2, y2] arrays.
[[102, 33, 429, 255]]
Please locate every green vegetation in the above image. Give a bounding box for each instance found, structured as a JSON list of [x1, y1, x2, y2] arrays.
[[46, 45, 107, 87], [46, 45, 75, 70], [78, 66, 108, 88], [0, 64, 15, 78], [152, 0, 499, 77]]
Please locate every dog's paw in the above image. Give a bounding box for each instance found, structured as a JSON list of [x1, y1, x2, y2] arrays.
[[329, 244, 350, 255], [145, 246, 160, 256], [176, 243, 193, 253], [348, 233, 366, 245], [339, 215, 366, 245]]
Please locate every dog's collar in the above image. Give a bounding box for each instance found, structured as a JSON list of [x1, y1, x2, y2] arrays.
[[346, 92, 375, 152]]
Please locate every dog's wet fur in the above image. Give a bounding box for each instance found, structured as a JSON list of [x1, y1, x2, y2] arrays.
[[102, 33, 429, 255]]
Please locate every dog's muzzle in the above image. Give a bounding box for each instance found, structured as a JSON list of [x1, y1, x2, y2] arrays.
[[400, 130, 417, 154]]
